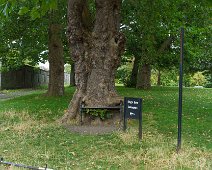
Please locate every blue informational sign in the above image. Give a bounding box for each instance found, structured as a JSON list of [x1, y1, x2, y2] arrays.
[[123, 97, 143, 140], [124, 97, 142, 119]]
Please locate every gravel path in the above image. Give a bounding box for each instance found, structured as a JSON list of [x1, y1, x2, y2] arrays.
[[0, 89, 37, 101]]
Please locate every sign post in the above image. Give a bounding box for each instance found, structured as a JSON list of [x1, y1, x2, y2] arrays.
[[177, 27, 184, 152], [124, 97, 143, 140]]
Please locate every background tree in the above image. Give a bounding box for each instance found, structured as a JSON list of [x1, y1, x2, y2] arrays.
[[121, 0, 211, 89], [0, 7, 48, 70], [122, 0, 175, 89], [47, 2, 66, 96], [0, 0, 68, 96]]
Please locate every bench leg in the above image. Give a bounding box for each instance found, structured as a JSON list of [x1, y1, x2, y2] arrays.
[[80, 103, 83, 125]]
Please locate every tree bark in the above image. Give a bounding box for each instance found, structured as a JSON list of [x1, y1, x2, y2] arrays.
[[158, 36, 173, 53], [157, 70, 161, 86], [128, 56, 141, 87], [136, 64, 151, 89], [61, 0, 125, 123], [70, 63, 75, 86], [47, 12, 64, 96]]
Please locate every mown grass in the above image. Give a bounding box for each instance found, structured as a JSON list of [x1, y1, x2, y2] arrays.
[[118, 86, 212, 149], [0, 88, 74, 121], [0, 86, 211, 170]]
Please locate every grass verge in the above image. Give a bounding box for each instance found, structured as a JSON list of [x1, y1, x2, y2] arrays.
[[0, 86, 211, 169]]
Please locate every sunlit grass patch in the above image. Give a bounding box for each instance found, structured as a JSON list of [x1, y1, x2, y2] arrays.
[[0, 110, 52, 136], [142, 137, 211, 170], [115, 128, 212, 170]]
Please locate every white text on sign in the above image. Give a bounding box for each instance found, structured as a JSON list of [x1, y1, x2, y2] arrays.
[[128, 106, 138, 109], [128, 101, 139, 104]]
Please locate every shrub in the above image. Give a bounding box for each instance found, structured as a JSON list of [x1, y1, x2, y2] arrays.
[[190, 72, 207, 86], [116, 63, 132, 86], [204, 83, 212, 88], [85, 109, 111, 120]]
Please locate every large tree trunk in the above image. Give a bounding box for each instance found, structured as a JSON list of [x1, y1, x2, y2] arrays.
[[70, 63, 75, 86], [47, 12, 64, 96], [136, 64, 151, 89], [61, 0, 125, 123]]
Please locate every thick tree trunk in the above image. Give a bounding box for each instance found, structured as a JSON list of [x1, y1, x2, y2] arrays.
[[47, 22, 64, 96], [135, 36, 173, 90], [136, 64, 151, 89], [129, 56, 141, 87], [61, 0, 125, 123], [70, 63, 75, 86], [157, 70, 161, 86]]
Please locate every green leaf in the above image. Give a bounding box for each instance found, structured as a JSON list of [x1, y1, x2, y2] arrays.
[[3, 2, 9, 16], [49, 0, 57, 10], [30, 8, 40, 20], [18, 7, 29, 15]]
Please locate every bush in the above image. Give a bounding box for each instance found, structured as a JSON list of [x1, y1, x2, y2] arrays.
[[160, 69, 178, 87], [116, 63, 132, 86], [85, 109, 112, 120], [204, 83, 212, 88], [151, 70, 208, 87], [190, 72, 207, 86]]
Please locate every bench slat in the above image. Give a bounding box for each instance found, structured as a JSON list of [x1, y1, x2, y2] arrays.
[[81, 106, 121, 109]]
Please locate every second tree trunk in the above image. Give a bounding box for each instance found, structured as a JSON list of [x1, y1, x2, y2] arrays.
[[136, 64, 151, 89], [47, 23, 64, 96]]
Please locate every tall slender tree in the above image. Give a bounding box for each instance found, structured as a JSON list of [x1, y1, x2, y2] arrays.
[[47, 9, 65, 96], [0, 0, 67, 96]]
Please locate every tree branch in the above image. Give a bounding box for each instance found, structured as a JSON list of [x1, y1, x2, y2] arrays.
[[158, 36, 174, 53]]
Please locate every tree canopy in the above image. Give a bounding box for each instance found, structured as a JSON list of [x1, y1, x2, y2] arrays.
[[122, 0, 211, 69], [0, 0, 69, 71], [121, 0, 211, 87]]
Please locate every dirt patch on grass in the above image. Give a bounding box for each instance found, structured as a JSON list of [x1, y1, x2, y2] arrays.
[[65, 125, 121, 135], [64, 112, 123, 135]]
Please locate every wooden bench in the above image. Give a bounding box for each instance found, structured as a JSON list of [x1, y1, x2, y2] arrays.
[[80, 101, 123, 125]]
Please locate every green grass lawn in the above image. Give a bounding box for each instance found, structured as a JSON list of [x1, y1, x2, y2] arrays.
[[0, 86, 211, 169]]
